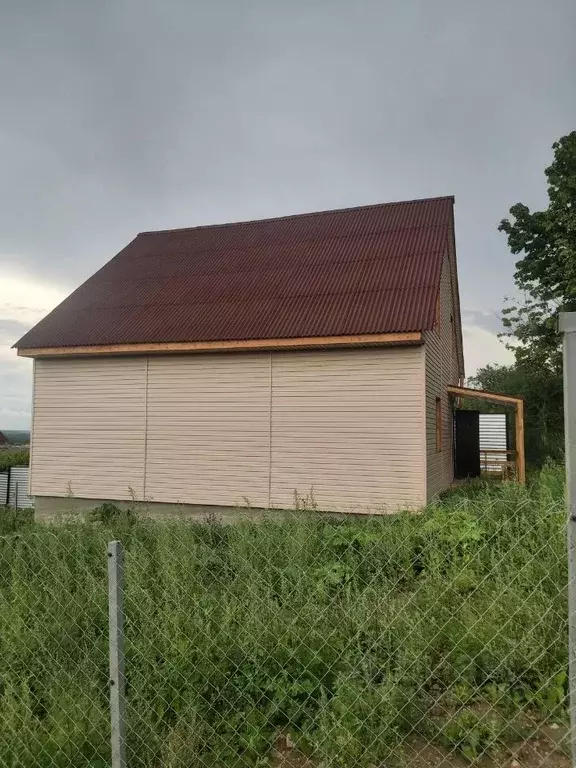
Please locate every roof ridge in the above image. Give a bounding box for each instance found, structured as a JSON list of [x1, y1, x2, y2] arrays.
[[138, 195, 455, 237]]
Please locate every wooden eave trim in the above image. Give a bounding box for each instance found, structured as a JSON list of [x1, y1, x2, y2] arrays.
[[17, 331, 422, 358]]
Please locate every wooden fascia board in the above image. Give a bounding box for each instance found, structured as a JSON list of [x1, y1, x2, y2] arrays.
[[17, 331, 422, 358]]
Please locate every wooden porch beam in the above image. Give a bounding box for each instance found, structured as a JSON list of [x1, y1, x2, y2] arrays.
[[447, 384, 526, 485], [447, 385, 524, 406]]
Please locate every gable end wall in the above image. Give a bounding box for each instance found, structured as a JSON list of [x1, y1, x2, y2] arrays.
[[423, 254, 462, 499]]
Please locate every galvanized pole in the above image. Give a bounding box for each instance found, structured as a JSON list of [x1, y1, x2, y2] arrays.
[[108, 540, 127, 768], [561, 312, 576, 767]]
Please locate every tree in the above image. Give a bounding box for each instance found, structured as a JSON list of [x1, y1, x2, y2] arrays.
[[498, 131, 576, 373], [487, 131, 576, 466]]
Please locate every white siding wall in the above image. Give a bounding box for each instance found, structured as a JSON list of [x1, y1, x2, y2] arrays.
[[31, 346, 427, 513], [423, 256, 462, 499], [270, 348, 425, 513], [31, 358, 147, 500], [145, 354, 271, 507]]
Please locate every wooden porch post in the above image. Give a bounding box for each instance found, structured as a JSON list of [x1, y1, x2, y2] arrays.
[[515, 399, 525, 484]]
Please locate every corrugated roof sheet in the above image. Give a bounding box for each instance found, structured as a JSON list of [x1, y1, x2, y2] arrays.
[[15, 196, 456, 349]]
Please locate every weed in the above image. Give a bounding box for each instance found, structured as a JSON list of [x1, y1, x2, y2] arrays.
[[89, 501, 136, 525]]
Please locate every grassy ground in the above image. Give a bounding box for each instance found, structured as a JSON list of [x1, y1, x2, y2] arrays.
[[0, 465, 568, 767]]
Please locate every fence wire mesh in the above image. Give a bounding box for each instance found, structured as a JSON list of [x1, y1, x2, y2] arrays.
[[0, 477, 571, 768]]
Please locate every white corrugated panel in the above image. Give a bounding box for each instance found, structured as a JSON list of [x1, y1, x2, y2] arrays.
[[8, 467, 34, 508], [0, 473, 8, 506], [479, 413, 508, 473]]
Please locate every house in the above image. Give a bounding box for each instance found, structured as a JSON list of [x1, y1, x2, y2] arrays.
[[16, 196, 469, 518]]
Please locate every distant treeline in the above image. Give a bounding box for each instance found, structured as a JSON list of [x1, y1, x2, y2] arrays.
[[0, 430, 30, 445]]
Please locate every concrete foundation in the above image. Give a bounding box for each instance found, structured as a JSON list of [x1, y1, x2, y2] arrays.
[[32, 495, 357, 523]]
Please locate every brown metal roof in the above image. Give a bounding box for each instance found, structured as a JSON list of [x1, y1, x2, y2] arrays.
[[15, 196, 456, 349]]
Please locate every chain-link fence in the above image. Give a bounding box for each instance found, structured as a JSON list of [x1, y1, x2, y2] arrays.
[[0, 470, 571, 768]]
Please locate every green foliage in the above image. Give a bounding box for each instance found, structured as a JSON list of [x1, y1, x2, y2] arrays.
[[440, 708, 506, 761], [89, 501, 136, 526], [0, 470, 567, 767], [0, 448, 30, 472], [499, 130, 576, 373], [491, 131, 575, 467]]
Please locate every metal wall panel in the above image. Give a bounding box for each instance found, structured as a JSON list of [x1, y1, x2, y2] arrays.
[[479, 413, 508, 472], [8, 467, 34, 508], [0, 473, 8, 505]]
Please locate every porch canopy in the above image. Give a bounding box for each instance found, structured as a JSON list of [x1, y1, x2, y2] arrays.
[[447, 386, 525, 484]]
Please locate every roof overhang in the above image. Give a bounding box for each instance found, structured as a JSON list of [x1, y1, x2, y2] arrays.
[[17, 331, 422, 359]]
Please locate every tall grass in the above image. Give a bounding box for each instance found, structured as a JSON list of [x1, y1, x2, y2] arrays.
[[0, 465, 567, 766]]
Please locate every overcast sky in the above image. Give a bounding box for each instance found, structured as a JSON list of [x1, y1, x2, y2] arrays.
[[1, 0, 575, 429]]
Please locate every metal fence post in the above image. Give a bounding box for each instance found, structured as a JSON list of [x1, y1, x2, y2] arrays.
[[561, 312, 576, 767], [108, 540, 127, 768]]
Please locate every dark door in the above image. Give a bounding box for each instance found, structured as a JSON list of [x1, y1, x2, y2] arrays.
[[453, 410, 480, 479]]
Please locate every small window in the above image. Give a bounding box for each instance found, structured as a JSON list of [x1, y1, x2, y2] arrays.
[[436, 397, 442, 451]]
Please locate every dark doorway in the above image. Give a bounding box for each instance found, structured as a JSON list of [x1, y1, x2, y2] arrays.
[[454, 410, 480, 479]]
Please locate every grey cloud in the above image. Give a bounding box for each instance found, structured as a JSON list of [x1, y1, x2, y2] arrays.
[[461, 311, 507, 337], [0, 319, 34, 341], [1, 0, 574, 288], [0, 360, 32, 431], [0, 320, 33, 429]]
